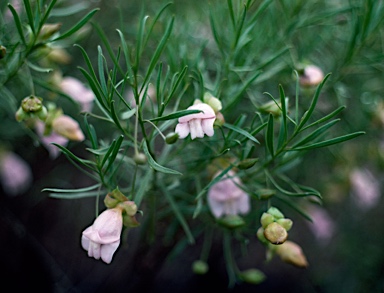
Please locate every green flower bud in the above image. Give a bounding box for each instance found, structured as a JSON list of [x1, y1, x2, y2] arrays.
[[38, 23, 62, 40], [256, 227, 268, 244], [15, 107, 28, 122], [267, 207, 284, 219], [0, 45, 6, 59], [122, 213, 140, 228], [108, 188, 128, 202], [213, 112, 225, 127], [21, 96, 43, 113], [217, 214, 245, 229], [260, 212, 274, 229], [275, 241, 308, 268], [133, 152, 147, 165], [165, 132, 179, 144], [203, 92, 222, 113], [255, 188, 276, 200], [237, 158, 258, 170], [264, 222, 288, 244], [239, 269, 266, 284], [192, 260, 209, 275], [104, 193, 120, 208], [276, 218, 293, 231]]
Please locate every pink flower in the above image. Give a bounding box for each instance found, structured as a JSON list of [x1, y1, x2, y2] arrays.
[[35, 120, 69, 159], [350, 168, 380, 210], [207, 170, 250, 218], [60, 77, 94, 112], [51, 115, 85, 141], [0, 151, 32, 196], [81, 207, 123, 264], [299, 65, 324, 87], [175, 103, 216, 140]]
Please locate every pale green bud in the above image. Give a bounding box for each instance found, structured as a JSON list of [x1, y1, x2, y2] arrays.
[[192, 260, 209, 275], [256, 227, 268, 244], [133, 152, 147, 165], [237, 158, 258, 170], [217, 214, 245, 229], [264, 222, 288, 244], [239, 269, 266, 284], [38, 23, 62, 40], [203, 92, 222, 113], [255, 188, 275, 200], [276, 218, 293, 231], [260, 212, 274, 229], [119, 201, 138, 217], [165, 132, 179, 144], [267, 207, 284, 219]]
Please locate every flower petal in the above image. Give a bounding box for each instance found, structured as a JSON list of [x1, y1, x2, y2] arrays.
[[175, 123, 190, 139], [189, 119, 204, 140], [100, 240, 120, 264], [201, 117, 215, 137], [178, 103, 216, 123]]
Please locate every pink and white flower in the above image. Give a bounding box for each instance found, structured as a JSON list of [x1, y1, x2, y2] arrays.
[[81, 207, 124, 264], [0, 151, 32, 196], [207, 170, 250, 218], [299, 65, 324, 87], [175, 103, 216, 140], [59, 77, 94, 112]]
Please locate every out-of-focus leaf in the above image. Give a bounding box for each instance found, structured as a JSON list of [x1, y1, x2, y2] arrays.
[[223, 123, 260, 144], [143, 141, 182, 175], [149, 109, 203, 122]]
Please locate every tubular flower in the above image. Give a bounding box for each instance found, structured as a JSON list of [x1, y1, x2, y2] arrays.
[[81, 207, 123, 264], [175, 103, 216, 140], [51, 115, 85, 141], [207, 170, 250, 218]]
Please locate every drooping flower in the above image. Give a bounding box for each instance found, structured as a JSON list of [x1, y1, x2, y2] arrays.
[[81, 207, 124, 264], [59, 77, 94, 112], [175, 103, 216, 140], [0, 151, 32, 196], [207, 170, 250, 218]]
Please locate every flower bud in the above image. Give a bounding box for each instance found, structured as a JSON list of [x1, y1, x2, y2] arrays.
[[133, 152, 147, 165], [259, 100, 285, 117], [239, 269, 266, 284], [21, 95, 43, 113], [276, 218, 293, 231], [275, 241, 308, 268], [38, 23, 62, 40], [255, 188, 275, 200], [165, 132, 179, 144], [51, 115, 85, 141], [299, 65, 324, 87], [266, 207, 284, 219], [217, 214, 245, 229], [260, 212, 274, 229], [264, 222, 288, 244], [256, 227, 268, 244], [192, 260, 209, 275], [104, 194, 120, 208], [203, 92, 222, 113], [107, 188, 128, 202], [0, 45, 6, 59], [237, 158, 258, 170], [122, 213, 140, 228]]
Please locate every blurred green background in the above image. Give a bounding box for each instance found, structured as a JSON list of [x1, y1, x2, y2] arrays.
[[1, 0, 384, 292]]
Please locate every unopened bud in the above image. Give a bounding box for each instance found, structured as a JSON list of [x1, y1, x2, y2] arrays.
[[122, 213, 140, 228], [38, 23, 62, 40], [0, 45, 6, 59], [192, 260, 209, 275], [51, 115, 85, 141], [203, 92, 222, 113], [239, 269, 266, 284], [256, 188, 275, 200], [276, 218, 293, 231], [21, 95, 43, 113], [256, 227, 268, 244], [165, 132, 179, 144], [260, 212, 274, 229], [266, 207, 284, 219], [217, 214, 245, 229], [237, 158, 258, 170], [107, 188, 128, 202], [264, 222, 288, 244], [299, 65, 324, 87], [259, 100, 284, 116], [133, 152, 147, 165], [275, 241, 308, 268]]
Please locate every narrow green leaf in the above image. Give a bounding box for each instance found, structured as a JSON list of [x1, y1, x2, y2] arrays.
[[26, 61, 52, 73], [160, 183, 195, 244], [48, 191, 103, 199], [42, 183, 102, 193], [266, 114, 274, 157], [116, 29, 134, 80], [52, 8, 99, 41], [7, 4, 26, 45], [143, 141, 182, 175], [301, 106, 346, 131], [84, 115, 98, 149], [97, 46, 108, 96], [279, 85, 288, 142], [50, 2, 90, 17], [52, 143, 96, 168], [104, 135, 124, 173], [149, 109, 203, 122], [121, 108, 136, 120], [292, 119, 340, 148], [140, 16, 175, 94], [292, 131, 365, 150], [38, 0, 58, 31], [296, 73, 331, 133], [275, 195, 313, 222], [164, 66, 188, 105], [223, 123, 260, 144], [136, 14, 149, 69], [23, 0, 35, 34]]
